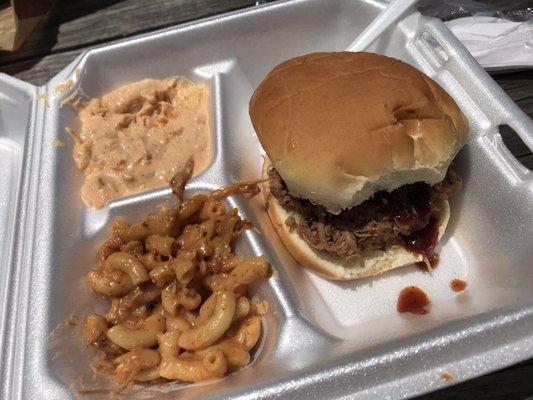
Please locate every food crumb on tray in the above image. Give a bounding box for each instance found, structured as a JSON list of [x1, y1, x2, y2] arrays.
[[53, 139, 67, 148], [441, 371, 454, 382], [55, 79, 75, 95]]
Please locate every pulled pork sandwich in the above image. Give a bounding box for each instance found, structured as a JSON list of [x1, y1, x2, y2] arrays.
[[249, 52, 468, 281]]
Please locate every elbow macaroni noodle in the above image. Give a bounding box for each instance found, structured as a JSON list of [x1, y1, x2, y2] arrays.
[[82, 178, 269, 386]]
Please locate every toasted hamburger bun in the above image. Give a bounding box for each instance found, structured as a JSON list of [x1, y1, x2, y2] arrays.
[[261, 158, 450, 281], [250, 52, 468, 214]]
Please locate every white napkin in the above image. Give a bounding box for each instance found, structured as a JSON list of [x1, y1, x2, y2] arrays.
[[445, 15, 533, 70]]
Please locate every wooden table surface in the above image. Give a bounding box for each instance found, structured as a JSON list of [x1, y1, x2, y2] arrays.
[[0, 1, 531, 398]]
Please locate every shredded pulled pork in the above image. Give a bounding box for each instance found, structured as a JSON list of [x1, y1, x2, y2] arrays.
[[268, 167, 461, 258]]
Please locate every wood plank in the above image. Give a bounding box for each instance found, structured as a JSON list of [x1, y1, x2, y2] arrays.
[[1, 45, 96, 86], [417, 359, 533, 400], [0, 0, 257, 65], [492, 70, 533, 115], [485, 72, 533, 161], [519, 153, 533, 170], [498, 124, 533, 159]]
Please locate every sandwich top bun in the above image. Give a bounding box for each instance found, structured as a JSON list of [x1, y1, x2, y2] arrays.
[[261, 159, 451, 281], [250, 52, 468, 214]]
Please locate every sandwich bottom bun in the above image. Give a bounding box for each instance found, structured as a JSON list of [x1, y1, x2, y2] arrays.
[[261, 160, 450, 281]]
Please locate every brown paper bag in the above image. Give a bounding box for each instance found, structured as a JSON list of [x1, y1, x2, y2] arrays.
[[0, 0, 55, 51]]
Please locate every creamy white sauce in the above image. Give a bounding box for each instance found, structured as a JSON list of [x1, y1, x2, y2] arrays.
[[71, 77, 211, 208]]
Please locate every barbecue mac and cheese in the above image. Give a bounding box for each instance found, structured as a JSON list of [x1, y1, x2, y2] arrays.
[[82, 164, 270, 386]]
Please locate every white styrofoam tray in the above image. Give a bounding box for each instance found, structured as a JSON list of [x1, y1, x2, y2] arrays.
[[0, 1, 532, 399]]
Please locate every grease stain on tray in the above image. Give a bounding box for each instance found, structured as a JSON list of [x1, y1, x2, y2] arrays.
[[450, 278, 467, 292]]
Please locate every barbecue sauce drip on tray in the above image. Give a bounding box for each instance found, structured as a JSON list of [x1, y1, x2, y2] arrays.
[[397, 286, 430, 314]]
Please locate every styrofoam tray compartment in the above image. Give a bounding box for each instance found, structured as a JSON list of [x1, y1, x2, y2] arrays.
[[1, 0, 532, 399]]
